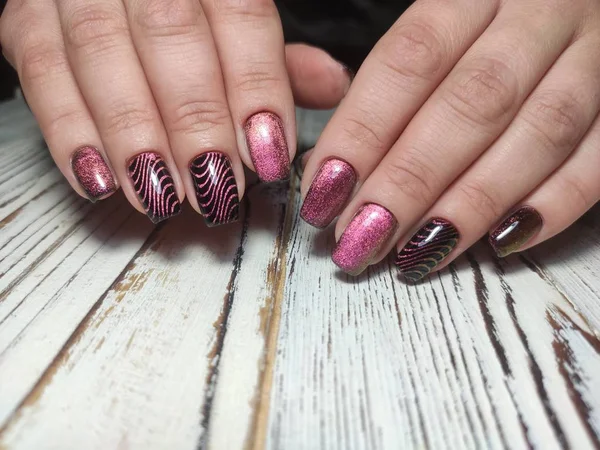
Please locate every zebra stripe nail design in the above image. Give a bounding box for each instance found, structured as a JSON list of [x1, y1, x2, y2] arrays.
[[190, 152, 240, 227], [127, 152, 181, 224], [396, 218, 460, 282]]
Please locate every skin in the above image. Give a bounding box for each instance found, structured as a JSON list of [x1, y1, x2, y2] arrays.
[[0, 0, 350, 219], [301, 0, 600, 275]]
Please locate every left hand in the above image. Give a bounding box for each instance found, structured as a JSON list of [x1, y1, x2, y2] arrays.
[[300, 0, 600, 280]]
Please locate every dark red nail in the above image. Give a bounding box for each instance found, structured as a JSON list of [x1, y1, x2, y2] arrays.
[[300, 158, 356, 229], [71, 146, 117, 202], [396, 218, 460, 282], [489, 206, 543, 258]]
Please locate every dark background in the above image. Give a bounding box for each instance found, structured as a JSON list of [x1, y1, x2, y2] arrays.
[[0, 0, 411, 101]]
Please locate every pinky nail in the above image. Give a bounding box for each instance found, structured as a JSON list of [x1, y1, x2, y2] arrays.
[[300, 158, 357, 229], [245, 112, 290, 182], [332, 203, 398, 276], [70, 146, 117, 202], [489, 206, 543, 258], [396, 218, 460, 282], [127, 152, 181, 224]]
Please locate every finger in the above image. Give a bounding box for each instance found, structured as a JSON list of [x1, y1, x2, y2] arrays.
[[0, 0, 117, 202], [396, 33, 600, 280], [285, 43, 352, 110], [123, 0, 241, 226], [299, 0, 499, 229], [201, 0, 294, 183], [332, 0, 582, 276], [56, 0, 183, 223], [490, 114, 600, 257]]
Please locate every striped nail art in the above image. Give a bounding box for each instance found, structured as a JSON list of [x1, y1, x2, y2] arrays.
[[190, 152, 240, 227], [127, 152, 181, 224], [396, 218, 460, 282]]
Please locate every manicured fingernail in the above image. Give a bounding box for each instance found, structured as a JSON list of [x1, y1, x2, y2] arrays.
[[489, 206, 543, 258], [70, 146, 117, 202], [396, 218, 460, 282], [300, 158, 357, 229], [190, 152, 240, 227], [245, 112, 290, 182], [332, 203, 398, 276], [127, 152, 181, 224]]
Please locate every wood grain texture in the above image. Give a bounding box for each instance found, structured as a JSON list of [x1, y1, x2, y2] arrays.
[[0, 98, 598, 450]]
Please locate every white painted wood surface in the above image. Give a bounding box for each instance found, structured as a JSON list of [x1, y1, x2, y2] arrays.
[[0, 98, 598, 450]]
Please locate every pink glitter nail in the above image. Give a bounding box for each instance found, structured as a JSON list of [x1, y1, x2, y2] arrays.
[[300, 158, 356, 228], [332, 204, 398, 276], [244, 112, 290, 182], [70, 146, 117, 202]]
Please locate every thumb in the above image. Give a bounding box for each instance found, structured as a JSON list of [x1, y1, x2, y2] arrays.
[[285, 43, 352, 110]]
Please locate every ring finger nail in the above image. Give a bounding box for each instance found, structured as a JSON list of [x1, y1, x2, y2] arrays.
[[71, 146, 117, 202], [245, 112, 290, 182], [489, 206, 543, 258], [396, 218, 460, 282], [190, 152, 240, 227], [332, 203, 398, 276], [300, 158, 357, 228], [128, 152, 182, 224]]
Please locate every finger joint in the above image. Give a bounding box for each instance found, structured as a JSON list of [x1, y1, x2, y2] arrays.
[[443, 56, 518, 128]]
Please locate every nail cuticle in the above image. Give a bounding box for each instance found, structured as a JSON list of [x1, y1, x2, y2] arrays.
[[396, 218, 460, 282], [127, 151, 181, 224], [190, 152, 240, 227]]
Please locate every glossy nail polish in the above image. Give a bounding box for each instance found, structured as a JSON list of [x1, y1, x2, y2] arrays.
[[489, 206, 543, 258], [300, 158, 357, 229], [244, 112, 290, 182], [190, 152, 240, 227], [332, 203, 398, 276], [396, 218, 460, 282], [127, 152, 181, 224], [70, 146, 117, 202]]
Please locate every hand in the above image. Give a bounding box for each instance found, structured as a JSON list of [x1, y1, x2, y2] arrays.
[[0, 0, 350, 225], [300, 0, 600, 280]]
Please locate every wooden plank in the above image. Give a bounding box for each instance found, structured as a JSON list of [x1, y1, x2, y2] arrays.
[[525, 205, 600, 332], [0, 180, 292, 450]]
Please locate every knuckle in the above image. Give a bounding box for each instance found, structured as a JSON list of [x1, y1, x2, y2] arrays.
[[213, 0, 276, 21], [1, 4, 35, 64], [444, 57, 518, 127], [233, 66, 285, 94], [379, 20, 445, 82], [134, 0, 201, 38], [382, 148, 437, 205], [341, 113, 387, 149], [458, 178, 503, 222], [45, 108, 89, 137], [169, 99, 231, 135], [557, 174, 592, 211], [104, 104, 156, 135], [522, 91, 586, 154], [19, 42, 69, 84], [65, 5, 128, 54]]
